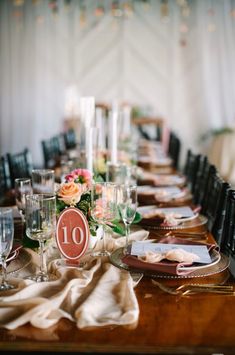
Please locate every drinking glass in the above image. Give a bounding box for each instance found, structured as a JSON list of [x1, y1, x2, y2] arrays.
[[0, 208, 15, 291], [14, 178, 33, 219], [32, 169, 55, 194], [106, 162, 127, 184], [91, 182, 117, 256], [118, 185, 137, 254], [25, 194, 57, 282]]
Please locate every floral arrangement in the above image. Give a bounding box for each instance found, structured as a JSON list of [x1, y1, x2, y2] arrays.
[[56, 168, 99, 235], [22, 167, 141, 249], [56, 168, 141, 236], [56, 169, 141, 235]]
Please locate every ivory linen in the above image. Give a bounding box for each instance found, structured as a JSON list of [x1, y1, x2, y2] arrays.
[[0, 229, 149, 330]]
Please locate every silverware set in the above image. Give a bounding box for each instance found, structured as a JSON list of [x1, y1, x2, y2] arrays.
[[151, 279, 234, 296], [151, 230, 208, 242]]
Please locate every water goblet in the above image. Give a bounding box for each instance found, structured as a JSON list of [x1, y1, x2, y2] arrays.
[[32, 169, 55, 194], [25, 194, 57, 282], [106, 161, 127, 184], [0, 208, 15, 291], [118, 184, 137, 254], [14, 178, 33, 220], [91, 182, 117, 256]]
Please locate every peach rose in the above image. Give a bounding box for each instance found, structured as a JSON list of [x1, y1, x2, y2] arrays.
[[58, 181, 83, 206]]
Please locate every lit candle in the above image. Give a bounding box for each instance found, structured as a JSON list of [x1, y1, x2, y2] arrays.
[[95, 107, 105, 149], [110, 110, 118, 165], [122, 105, 131, 137], [80, 97, 95, 175]]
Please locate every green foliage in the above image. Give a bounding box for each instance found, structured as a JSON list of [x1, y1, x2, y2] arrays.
[[200, 127, 234, 142], [22, 233, 39, 249]]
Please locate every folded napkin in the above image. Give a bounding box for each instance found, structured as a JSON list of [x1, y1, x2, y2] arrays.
[[0, 228, 149, 331], [122, 236, 218, 276], [139, 209, 183, 227], [6, 243, 22, 264]]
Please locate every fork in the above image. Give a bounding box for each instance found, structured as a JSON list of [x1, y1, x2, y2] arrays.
[[181, 287, 235, 296], [151, 279, 234, 296], [151, 279, 181, 295]]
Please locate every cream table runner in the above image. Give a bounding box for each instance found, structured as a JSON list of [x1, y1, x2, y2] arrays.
[[0, 229, 149, 330]]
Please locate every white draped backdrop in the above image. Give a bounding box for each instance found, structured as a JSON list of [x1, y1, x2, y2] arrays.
[[0, 0, 235, 167]]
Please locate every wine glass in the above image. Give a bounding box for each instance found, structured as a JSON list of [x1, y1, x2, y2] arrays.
[[118, 184, 137, 254], [14, 178, 33, 220], [25, 194, 57, 282], [31, 169, 55, 194], [91, 182, 117, 256], [0, 208, 15, 291]]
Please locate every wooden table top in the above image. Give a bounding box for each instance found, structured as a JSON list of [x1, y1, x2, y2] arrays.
[[0, 228, 234, 354]]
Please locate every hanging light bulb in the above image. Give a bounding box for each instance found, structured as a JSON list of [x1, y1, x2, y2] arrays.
[[207, 23, 216, 32], [180, 22, 189, 33], [111, 1, 123, 18], [94, 3, 105, 17], [123, 2, 134, 18], [230, 9, 235, 18], [13, 0, 24, 6], [161, 0, 169, 23]]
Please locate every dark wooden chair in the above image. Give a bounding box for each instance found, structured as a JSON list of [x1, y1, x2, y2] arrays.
[[220, 189, 235, 278], [6, 148, 33, 189], [201, 165, 218, 215], [41, 134, 66, 169], [193, 155, 210, 206], [183, 149, 201, 195], [168, 131, 181, 169], [0, 155, 14, 206], [221, 189, 235, 255], [63, 128, 77, 150], [202, 171, 230, 245]]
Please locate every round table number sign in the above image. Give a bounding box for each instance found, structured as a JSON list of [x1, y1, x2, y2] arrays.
[[56, 207, 89, 263]]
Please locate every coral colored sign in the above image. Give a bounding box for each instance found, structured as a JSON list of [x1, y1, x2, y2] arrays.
[[56, 207, 89, 261]]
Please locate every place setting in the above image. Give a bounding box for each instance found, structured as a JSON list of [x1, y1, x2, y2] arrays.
[[136, 205, 208, 230], [109, 234, 230, 281], [138, 171, 187, 188], [137, 185, 192, 205]]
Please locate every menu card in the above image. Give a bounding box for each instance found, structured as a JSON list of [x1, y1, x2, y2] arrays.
[[155, 206, 195, 218]]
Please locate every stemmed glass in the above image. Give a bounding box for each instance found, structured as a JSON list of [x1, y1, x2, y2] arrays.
[[14, 178, 33, 220], [91, 182, 117, 256], [25, 194, 57, 282], [0, 208, 15, 291], [118, 185, 137, 254], [31, 169, 55, 194]]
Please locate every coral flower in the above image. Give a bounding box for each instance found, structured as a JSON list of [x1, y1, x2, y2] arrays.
[[57, 181, 83, 206]]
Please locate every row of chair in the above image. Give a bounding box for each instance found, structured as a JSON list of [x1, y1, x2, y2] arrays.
[[0, 148, 33, 206], [41, 128, 77, 169], [0, 128, 78, 206], [182, 148, 234, 271]]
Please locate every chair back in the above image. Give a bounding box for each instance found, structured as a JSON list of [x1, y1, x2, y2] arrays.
[[7, 148, 33, 188], [202, 171, 230, 237], [0, 155, 13, 205], [63, 129, 77, 150], [41, 134, 66, 169], [183, 150, 200, 194], [221, 189, 235, 255], [168, 131, 181, 169], [193, 155, 210, 206]]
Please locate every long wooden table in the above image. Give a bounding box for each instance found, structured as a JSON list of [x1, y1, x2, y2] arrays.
[[0, 228, 234, 354]]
